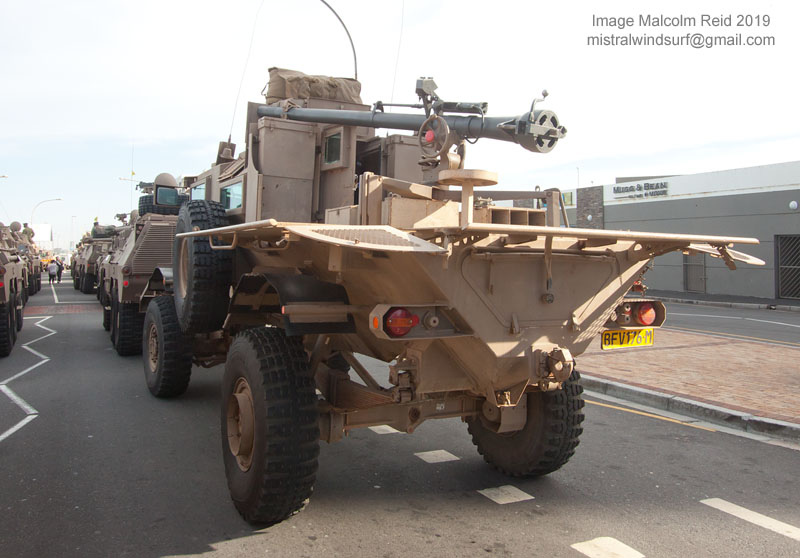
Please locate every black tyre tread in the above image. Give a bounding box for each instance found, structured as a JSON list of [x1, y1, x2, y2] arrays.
[[80, 273, 95, 294], [0, 302, 13, 357], [223, 327, 319, 526], [174, 200, 231, 334], [114, 301, 144, 356], [73, 271, 80, 290], [467, 369, 585, 477], [138, 194, 189, 217], [144, 296, 192, 398], [28, 277, 36, 296], [102, 305, 111, 331]]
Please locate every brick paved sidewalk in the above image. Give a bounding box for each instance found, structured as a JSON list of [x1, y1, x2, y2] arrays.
[[576, 329, 800, 425]]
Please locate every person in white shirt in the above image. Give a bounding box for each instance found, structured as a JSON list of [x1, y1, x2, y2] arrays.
[[47, 261, 59, 284]]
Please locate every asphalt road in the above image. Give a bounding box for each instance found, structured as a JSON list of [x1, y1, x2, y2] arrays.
[[662, 302, 800, 348], [1, 278, 799, 557]]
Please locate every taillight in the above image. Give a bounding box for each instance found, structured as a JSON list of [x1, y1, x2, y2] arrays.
[[635, 302, 656, 326], [122, 266, 131, 276], [424, 129, 435, 143], [0, 266, 5, 274], [384, 307, 419, 337], [123, 280, 129, 287]]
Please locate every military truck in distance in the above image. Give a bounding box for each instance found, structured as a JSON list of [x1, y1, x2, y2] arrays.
[[102, 174, 185, 355], [0, 222, 26, 356], [72, 231, 114, 294], [145, 69, 764, 526]]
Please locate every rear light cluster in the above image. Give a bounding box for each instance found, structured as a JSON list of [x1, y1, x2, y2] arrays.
[[616, 301, 656, 326], [384, 307, 420, 337]]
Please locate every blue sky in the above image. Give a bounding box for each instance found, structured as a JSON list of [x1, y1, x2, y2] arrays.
[[1, 0, 799, 249]]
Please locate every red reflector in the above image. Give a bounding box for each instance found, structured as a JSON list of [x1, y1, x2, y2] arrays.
[[0, 282, 4, 288], [635, 303, 656, 326], [424, 129, 435, 143], [123, 280, 129, 287], [384, 307, 419, 337]]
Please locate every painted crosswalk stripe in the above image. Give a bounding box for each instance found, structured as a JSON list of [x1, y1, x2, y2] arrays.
[[570, 537, 644, 558], [368, 425, 400, 434], [701, 498, 800, 541], [414, 449, 459, 463], [477, 485, 533, 505]]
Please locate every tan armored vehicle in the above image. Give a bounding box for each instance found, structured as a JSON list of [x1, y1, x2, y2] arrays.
[[143, 70, 763, 525], [102, 175, 184, 355], [9, 221, 42, 296], [0, 222, 26, 356], [72, 230, 113, 294]]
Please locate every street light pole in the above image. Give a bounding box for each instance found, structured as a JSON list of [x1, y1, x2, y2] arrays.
[[30, 198, 63, 225]]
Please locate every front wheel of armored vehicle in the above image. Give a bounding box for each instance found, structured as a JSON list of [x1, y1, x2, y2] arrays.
[[14, 292, 23, 333], [111, 288, 144, 356], [221, 327, 319, 526], [173, 200, 231, 334], [0, 298, 15, 357], [143, 296, 193, 398], [466, 370, 585, 477], [73, 270, 80, 290], [80, 273, 95, 294]]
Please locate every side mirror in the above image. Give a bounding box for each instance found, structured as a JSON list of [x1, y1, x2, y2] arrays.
[[155, 186, 180, 206]]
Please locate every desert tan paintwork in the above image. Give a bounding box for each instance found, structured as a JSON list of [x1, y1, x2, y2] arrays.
[[174, 71, 762, 440]]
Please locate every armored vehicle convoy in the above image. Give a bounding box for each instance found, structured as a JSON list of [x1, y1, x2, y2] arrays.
[[101, 175, 183, 355], [143, 69, 763, 525], [0, 222, 26, 356]]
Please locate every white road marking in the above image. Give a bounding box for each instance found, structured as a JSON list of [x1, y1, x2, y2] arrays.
[[701, 498, 800, 541], [0, 385, 39, 415], [414, 449, 460, 463], [0, 415, 38, 443], [0, 316, 55, 444], [746, 317, 800, 328], [0, 359, 50, 385], [50, 281, 59, 303], [369, 425, 400, 434], [669, 312, 800, 328], [477, 485, 533, 505], [571, 537, 645, 558], [670, 312, 742, 319]]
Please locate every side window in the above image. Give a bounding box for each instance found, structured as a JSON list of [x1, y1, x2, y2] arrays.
[[192, 182, 206, 201], [220, 181, 243, 210]]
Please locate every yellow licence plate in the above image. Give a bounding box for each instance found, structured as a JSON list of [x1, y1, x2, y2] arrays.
[[601, 328, 654, 350]]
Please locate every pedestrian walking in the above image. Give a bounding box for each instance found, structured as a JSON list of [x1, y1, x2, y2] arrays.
[[56, 258, 64, 283], [47, 260, 58, 284]]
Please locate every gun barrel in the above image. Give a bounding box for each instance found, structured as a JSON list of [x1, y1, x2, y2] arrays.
[[255, 105, 566, 153]]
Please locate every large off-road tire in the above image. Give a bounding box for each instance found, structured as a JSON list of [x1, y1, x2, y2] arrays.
[[143, 296, 193, 398], [138, 193, 189, 217], [27, 276, 36, 296], [0, 301, 14, 357], [80, 272, 95, 294], [112, 293, 144, 356], [15, 292, 23, 333], [221, 327, 319, 526], [466, 369, 585, 477], [73, 270, 80, 290], [173, 200, 231, 334]]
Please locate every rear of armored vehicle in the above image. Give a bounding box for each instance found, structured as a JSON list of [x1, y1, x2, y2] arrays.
[[147, 69, 763, 526]]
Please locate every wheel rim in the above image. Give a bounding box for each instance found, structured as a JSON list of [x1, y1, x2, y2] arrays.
[[227, 377, 255, 472], [178, 238, 189, 299], [147, 323, 159, 373]]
